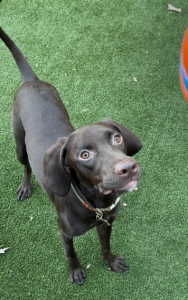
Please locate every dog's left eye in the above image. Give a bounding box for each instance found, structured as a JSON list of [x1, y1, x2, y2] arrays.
[[80, 151, 90, 159], [114, 134, 122, 143]]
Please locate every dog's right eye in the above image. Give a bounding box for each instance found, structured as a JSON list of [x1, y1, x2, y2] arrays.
[[80, 151, 90, 159], [114, 134, 122, 144]]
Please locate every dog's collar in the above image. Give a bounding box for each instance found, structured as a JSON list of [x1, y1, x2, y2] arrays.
[[71, 183, 120, 226]]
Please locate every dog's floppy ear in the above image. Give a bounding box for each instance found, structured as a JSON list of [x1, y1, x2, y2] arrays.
[[100, 118, 143, 156], [43, 137, 71, 197]]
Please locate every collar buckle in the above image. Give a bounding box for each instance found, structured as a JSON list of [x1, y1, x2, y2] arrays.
[[96, 209, 111, 226]]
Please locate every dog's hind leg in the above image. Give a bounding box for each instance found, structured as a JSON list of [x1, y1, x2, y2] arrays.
[[11, 102, 32, 201]]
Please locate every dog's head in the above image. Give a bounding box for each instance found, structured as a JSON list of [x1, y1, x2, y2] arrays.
[[43, 118, 142, 197]]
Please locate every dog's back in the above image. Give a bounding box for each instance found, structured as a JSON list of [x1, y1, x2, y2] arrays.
[[14, 81, 74, 185]]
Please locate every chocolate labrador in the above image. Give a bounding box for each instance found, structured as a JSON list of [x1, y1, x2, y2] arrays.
[[0, 27, 142, 285]]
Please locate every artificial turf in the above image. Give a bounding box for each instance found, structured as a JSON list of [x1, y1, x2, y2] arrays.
[[0, 0, 188, 299]]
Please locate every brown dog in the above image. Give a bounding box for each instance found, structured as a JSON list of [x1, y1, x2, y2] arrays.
[[0, 27, 142, 285]]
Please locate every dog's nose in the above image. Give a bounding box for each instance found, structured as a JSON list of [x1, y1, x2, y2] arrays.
[[114, 159, 138, 178]]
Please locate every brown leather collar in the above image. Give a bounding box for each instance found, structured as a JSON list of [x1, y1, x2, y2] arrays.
[[71, 183, 120, 226]]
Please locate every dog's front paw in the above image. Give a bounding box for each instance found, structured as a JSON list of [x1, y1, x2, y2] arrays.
[[69, 267, 86, 285], [104, 254, 129, 273]]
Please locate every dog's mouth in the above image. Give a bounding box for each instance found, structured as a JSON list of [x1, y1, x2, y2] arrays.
[[99, 180, 138, 195]]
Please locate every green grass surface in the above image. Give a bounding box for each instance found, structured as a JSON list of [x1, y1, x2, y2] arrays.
[[0, 0, 188, 299]]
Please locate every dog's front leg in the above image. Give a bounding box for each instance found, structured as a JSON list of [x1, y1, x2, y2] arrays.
[[58, 227, 86, 285], [97, 223, 129, 273]]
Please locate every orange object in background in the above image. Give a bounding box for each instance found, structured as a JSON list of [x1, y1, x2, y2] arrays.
[[180, 28, 188, 102]]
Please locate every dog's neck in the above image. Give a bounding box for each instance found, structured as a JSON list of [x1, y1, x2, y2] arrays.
[[71, 176, 120, 210]]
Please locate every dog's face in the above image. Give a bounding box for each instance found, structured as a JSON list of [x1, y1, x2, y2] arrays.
[[43, 119, 142, 197], [65, 123, 141, 195]]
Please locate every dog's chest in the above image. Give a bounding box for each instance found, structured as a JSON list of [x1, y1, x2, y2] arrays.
[[60, 210, 111, 237]]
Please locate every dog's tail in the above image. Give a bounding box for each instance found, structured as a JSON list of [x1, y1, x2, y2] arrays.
[[0, 27, 38, 83]]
